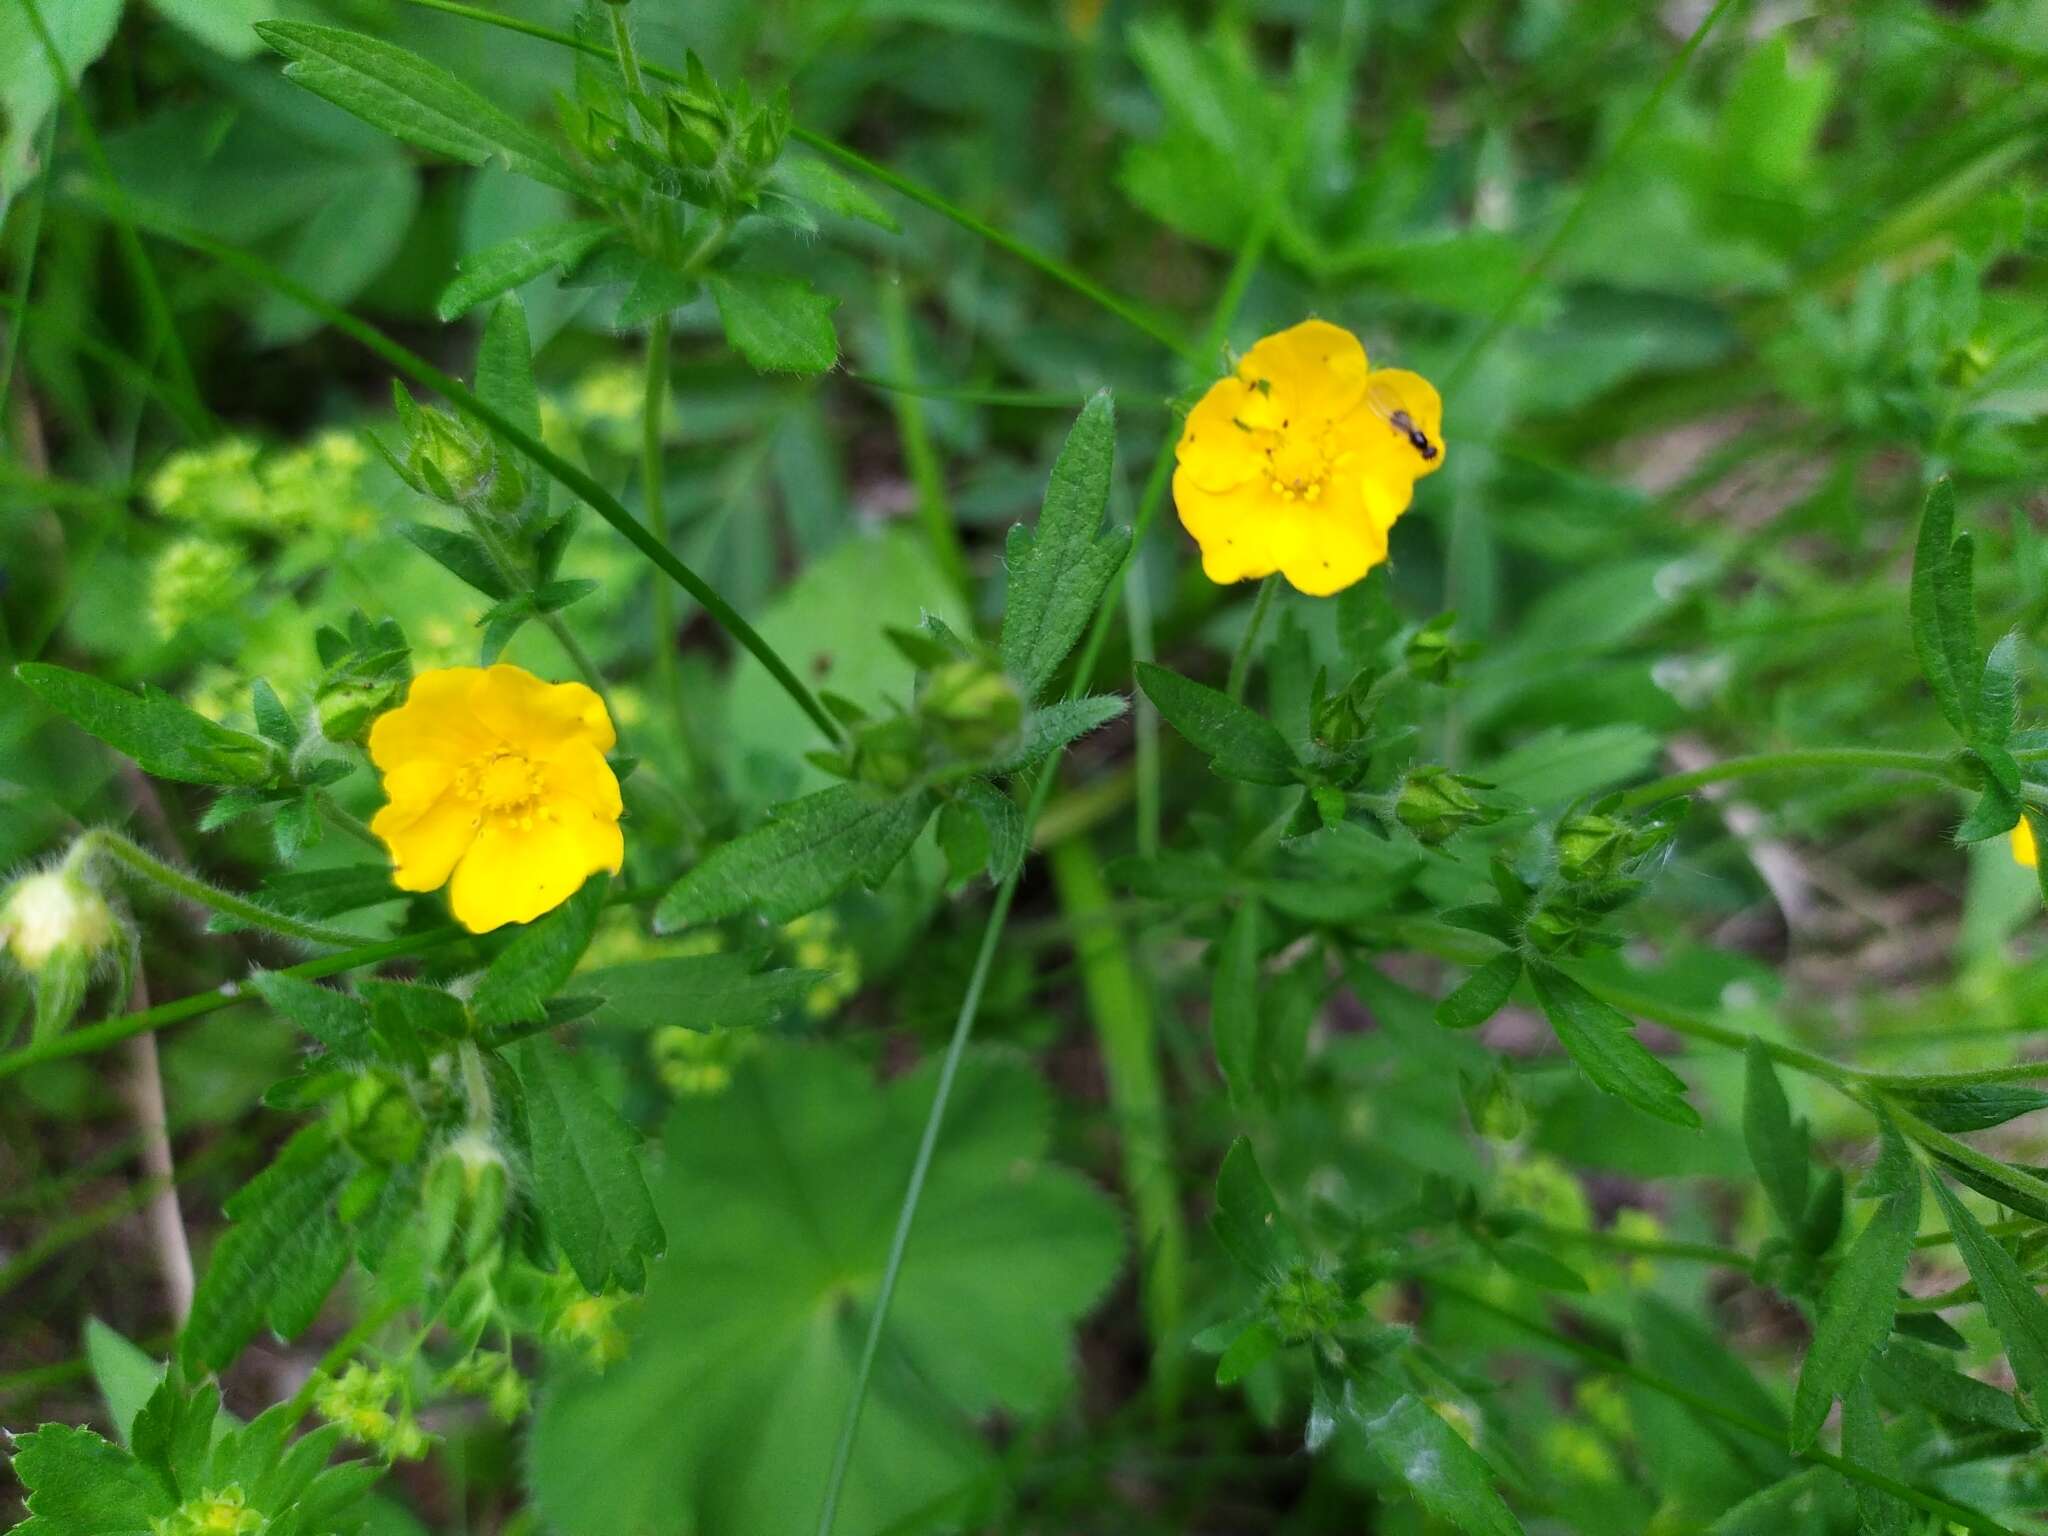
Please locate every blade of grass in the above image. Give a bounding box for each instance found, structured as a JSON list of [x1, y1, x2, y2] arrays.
[[876, 271, 969, 597]]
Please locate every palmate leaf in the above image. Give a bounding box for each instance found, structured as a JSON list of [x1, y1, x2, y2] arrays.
[[1001, 393, 1127, 701], [531, 1045, 1124, 1536], [254, 22, 575, 191], [508, 1037, 665, 1293], [655, 783, 937, 930]]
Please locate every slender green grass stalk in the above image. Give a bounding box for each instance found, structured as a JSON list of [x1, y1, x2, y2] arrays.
[[0, 292, 210, 440], [17, 0, 212, 437], [0, 114, 56, 433], [1224, 574, 1279, 705], [1046, 835, 1187, 1419], [1444, 0, 1740, 390], [877, 274, 970, 596], [641, 316, 681, 712], [73, 203, 846, 747], [1609, 747, 1971, 813], [848, 373, 1172, 412], [71, 828, 371, 949]]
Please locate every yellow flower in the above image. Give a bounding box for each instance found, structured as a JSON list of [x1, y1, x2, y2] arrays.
[[369, 664, 624, 933], [1174, 319, 1445, 596], [2015, 817, 2037, 869]]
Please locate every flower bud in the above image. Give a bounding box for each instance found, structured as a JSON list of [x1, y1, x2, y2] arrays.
[[1395, 767, 1501, 846], [1555, 813, 1632, 884], [334, 1073, 427, 1167], [1404, 613, 1470, 685], [1460, 1065, 1528, 1142], [850, 715, 926, 793], [154, 1485, 262, 1536], [921, 659, 1023, 759], [1262, 1263, 1343, 1343], [3, 867, 118, 975]]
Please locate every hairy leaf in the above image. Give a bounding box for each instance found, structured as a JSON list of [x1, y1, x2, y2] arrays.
[[1136, 662, 1299, 786], [1930, 1174, 2048, 1426], [1743, 1038, 1811, 1235], [1001, 394, 1127, 700], [1790, 1166, 1919, 1450], [17, 663, 276, 786], [706, 270, 839, 374], [436, 220, 612, 320], [1527, 965, 1699, 1128], [1437, 954, 1521, 1031]]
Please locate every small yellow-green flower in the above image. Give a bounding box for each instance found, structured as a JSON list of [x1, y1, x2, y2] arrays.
[[1174, 319, 1444, 596], [368, 664, 623, 933]]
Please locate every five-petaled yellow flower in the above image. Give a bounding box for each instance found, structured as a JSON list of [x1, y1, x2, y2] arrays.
[[369, 664, 623, 933], [2015, 818, 2038, 870], [1174, 319, 1445, 597]]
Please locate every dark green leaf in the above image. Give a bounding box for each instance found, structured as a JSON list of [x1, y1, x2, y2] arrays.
[[988, 694, 1129, 775], [1211, 1137, 1296, 1282], [17, 664, 276, 787], [655, 784, 937, 930], [1743, 1038, 1810, 1235], [1211, 902, 1262, 1103], [1001, 394, 1127, 701], [399, 523, 510, 598], [509, 1037, 666, 1292], [1890, 1082, 2048, 1132], [1437, 954, 1521, 1030], [249, 972, 377, 1063], [471, 876, 607, 1028], [437, 220, 612, 320], [1841, 1379, 1911, 1536], [1135, 663, 1298, 786], [579, 953, 820, 1033], [1527, 965, 1699, 1128], [1346, 1375, 1526, 1536], [1871, 1338, 2032, 1433], [1790, 1167, 1919, 1450], [1930, 1174, 2048, 1426], [705, 270, 839, 374], [1909, 478, 1978, 739], [955, 778, 1026, 883], [1977, 630, 2022, 746], [8, 1424, 170, 1536], [770, 155, 899, 230]]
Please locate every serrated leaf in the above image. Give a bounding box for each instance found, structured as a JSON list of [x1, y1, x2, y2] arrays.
[[508, 1037, 665, 1293], [250, 972, 377, 1063], [17, 663, 277, 787], [437, 220, 612, 320], [954, 778, 1026, 883], [1743, 1038, 1810, 1236], [1790, 1167, 1919, 1450], [1437, 954, 1521, 1030], [8, 1424, 171, 1536], [471, 876, 607, 1028], [1870, 1338, 2031, 1433], [1211, 902, 1262, 1103], [530, 1046, 1123, 1536], [1910, 478, 1979, 739], [84, 1320, 166, 1447], [1930, 1174, 2048, 1426], [1890, 1082, 2048, 1132], [705, 269, 839, 374], [988, 693, 1129, 775], [183, 1125, 355, 1372], [1001, 394, 1127, 700], [254, 22, 574, 190], [1527, 965, 1699, 1128], [1135, 662, 1298, 786], [771, 154, 899, 231], [249, 677, 297, 750], [579, 952, 821, 1033], [1842, 1379, 1911, 1536], [655, 783, 937, 930]]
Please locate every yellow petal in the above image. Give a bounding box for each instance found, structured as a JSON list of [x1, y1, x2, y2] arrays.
[[1269, 502, 1389, 597], [1353, 367, 1446, 481], [378, 757, 456, 819], [2016, 818, 2038, 869], [1235, 319, 1368, 429], [1174, 470, 1277, 586], [543, 738, 625, 819], [1175, 376, 1266, 493], [374, 792, 480, 893], [447, 809, 624, 933], [368, 667, 494, 772], [470, 664, 616, 756]]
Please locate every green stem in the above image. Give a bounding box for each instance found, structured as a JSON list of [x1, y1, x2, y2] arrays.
[[459, 501, 616, 714], [848, 373, 1173, 412], [606, 2, 645, 94], [642, 314, 680, 721], [86, 203, 845, 747], [1444, 0, 1740, 391], [1046, 835, 1186, 1419], [18, 0, 211, 436], [1225, 574, 1278, 705], [316, 793, 383, 852], [877, 274, 970, 597], [1436, 1280, 2019, 1536], [69, 829, 370, 949], [1609, 747, 1968, 814], [0, 113, 55, 434]]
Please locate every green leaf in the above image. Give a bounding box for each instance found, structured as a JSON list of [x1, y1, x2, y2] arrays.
[[655, 783, 937, 930], [1211, 1136, 1297, 1282], [1789, 1165, 1919, 1450], [1001, 394, 1128, 701], [989, 693, 1129, 775], [954, 778, 1026, 883], [1526, 965, 1699, 1128], [254, 22, 574, 190], [182, 1125, 356, 1373], [705, 270, 839, 374], [1977, 630, 2022, 746], [398, 523, 512, 599], [1841, 1379, 1911, 1536], [359, 978, 467, 1067], [1889, 1082, 2048, 1132], [471, 876, 607, 1029], [1437, 954, 1521, 1030], [1871, 1338, 2031, 1433], [1211, 902, 1263, 1102], [475, 294, 542, 452], [1909, 477, 1980, 739], [578, 953, 820, 1033], [1135, 663, 1299, 786], [8, 1424, 171, 1536], [83, 1321, 167, 1447], [436, 220, 612, 320], [250, 972, 377, 1063], [530, 1045, 1123, 1536], [1214, 1318, 1283, 1385], [1743, 1038, 1811, 1235], [132, 1378, 221, 1502], [771, 154, 899, 231], [508, 1037, 666, 1293], [1346, 1375, 1526, 1536], [17, 663, 276, 787], [1929, 1174, 2048, 1426]]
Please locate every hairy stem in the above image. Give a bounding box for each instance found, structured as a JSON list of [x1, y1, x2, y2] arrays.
[[1225, 574, 1279, 705], [69, 828, 371, 949], [1609, 747, 1970, 814]]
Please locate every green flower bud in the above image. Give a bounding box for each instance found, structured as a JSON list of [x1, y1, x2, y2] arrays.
[[314, 1362, 404, 1448], [151, 1485, 262, 1536], [1395, 766, 1501, 845], [1405, 613, 1469, 685], [1262, 1263, 1344, 1343], [1460, 1065, 1528, 1142], [1555, 813, 1632, 883], [851, 715, 926, 792], [921, 659, 1024, 759], [149, 536, 249, 637]]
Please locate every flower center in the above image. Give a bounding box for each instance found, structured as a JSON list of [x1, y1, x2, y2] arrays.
[[1262, 431, 1344, 503], [456, 749, 548, 825]]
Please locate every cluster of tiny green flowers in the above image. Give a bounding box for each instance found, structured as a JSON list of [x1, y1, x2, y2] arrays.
[[149, 536, 249, 636], [1495, 1152, 1592, 1233], [313, 1362, 428, 1460], [650, 1024, 755, 1097], [782, 911, 860, 1019], [438, 1349, 529, 1424], [151, 1485, 262, 1536], [546, 1280, 631, 1370]]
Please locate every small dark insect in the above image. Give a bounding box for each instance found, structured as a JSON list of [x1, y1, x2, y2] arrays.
[[1388, 409, 1439, 462]]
